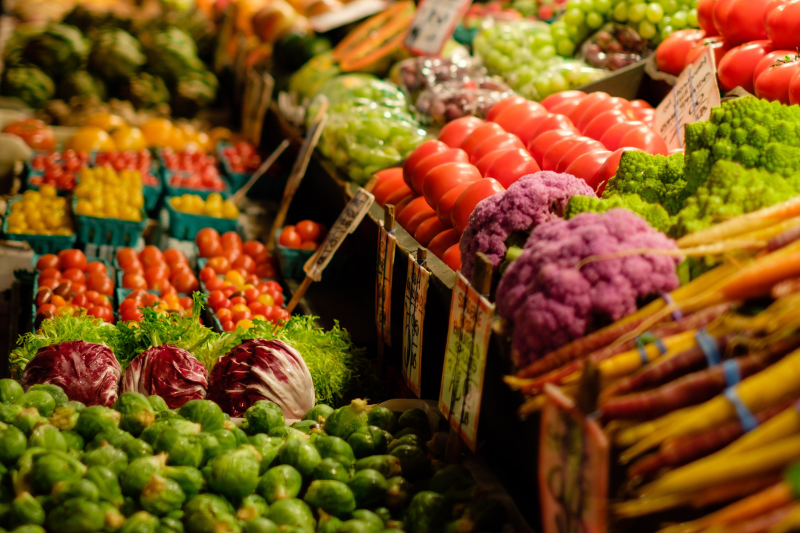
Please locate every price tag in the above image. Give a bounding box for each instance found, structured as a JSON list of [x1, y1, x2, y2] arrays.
[[439, 271, 494, 451], [310, 0, 390, 32], [304, 188, 374, 281], [540, 384, 609, 533], [402, 253, 430, 397], [404, 0, 472, 56], [375, 222, 396, 346], [654, 47, 720, 150]]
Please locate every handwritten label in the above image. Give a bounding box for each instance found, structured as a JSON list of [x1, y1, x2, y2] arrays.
[[304, 188, 374, 281], [404, 0, 472, 56], [310, 0, 390, 32], [540, 384, 609, 533], [655, 47, 720, 150], [402, 254, 429, 397], [375, 223, 396, 346], [439, 271, 494, 451]]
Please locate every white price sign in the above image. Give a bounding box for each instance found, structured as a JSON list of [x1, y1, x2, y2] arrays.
[[404, 0, 472, 56], [375, 223, 396, 347], [654, 47, 720, 150], [402, 253, 430, 397]]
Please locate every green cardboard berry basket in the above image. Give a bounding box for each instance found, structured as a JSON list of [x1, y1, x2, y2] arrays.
[[72, 198, 148, 247], [165, 196, 238, 241]]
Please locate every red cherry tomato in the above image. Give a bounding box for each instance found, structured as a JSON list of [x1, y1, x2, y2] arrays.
[[492, 101, 547, 136], [599, 121, 644, 151], [221, 231, 243, 251], [243, 240, 266, 259], [414, 217, 448, 247], [39, 268, 61, 283], [173, 272, 199, 294], [451, 179, 506, 234], [566, 92, 610, 126], [484, 149, 541, 188], [278, 228, 302, 248], [437, 117, 484, 148], [58, 249, 87, 271], [698, 0, 719, 35], [469, 134, 525, 165], [62, 268, 86, 285], [442, 244, 462, 271], [717, 40, 774, 93], [655, 29, 707, 76], [122, 273, 147, 290], [296, 220, 323, 243], [437, 182, 471, 227], [195, 227, 221, 249], [409, 148, 469, 195], [207, 290, 226, 309], [139, 245, 164, 269], [527, 129, 580, 167], [486, 95, 527, 121], [207, 256, 231, 275], [36, 254, 59, 270], [528, 113, 578, 142], [565, 150, 613, 190], [397, 197, 435, 229], [459, 123, 507, 159], [618, 126, 669, 155], [556, 140, 606, 173], [373, 172, 409, 206], [87, 272, 114, 295], [163, 248, 187, 267], [85, 261, 107, 276], [422, 162, 482, 212], [596, 147, 641, 195], [540, 91, 586, 111], [232, 255, 256, 274], [541, 136, 594, 171], [755, 52, 800, 104], [428, 229, 460, 260], [713, 0, 770, 45]]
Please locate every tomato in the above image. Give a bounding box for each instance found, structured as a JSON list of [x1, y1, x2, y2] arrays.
[[618, 126, 668, 155], [442, 244, 462, 271], [294, 221, 322, 244], [566, 92, 610, 126], [459, 123, 507, 159], [422, 162, 482, 212], [207, 290, 225, 309], [62, 268, 86, 285], [115, 248, 139, 270], [242, 241, 266, 260], [145, 264, 169, 286], [451, 179, 506, 234], [233, 255, 256, 274], [403, 140, 449, 189], [242, 287, 259, 304], [3, 119, 56, 151], [58, 249, 87, 271], [556, 140, 606, 173], [255, 263, 278, 279], [438, 117, 484, 148], [409, 148, 470, 195], [300, 241, 318, 251], [86, 261, 107, 276], [527, 130, 578, 167], [232, 310, 253, 323], [540, 91, 586, 112], [527, 114, 578, 142], [547, 98, 585, 117], [599, 121, 643, 151], [582, 110, 629, 142], [685, 37, 733, 67], [698, 0, 719, 35], [486, 95, 527, 122], [216, 307, 233, 321], [278, 228, 303, 248], [765, 0, 800, 49], [88, 272, 114, 295], [122, 273, 147, 290], [716, 40, 773, 93], [414, 217, 447, 247], [655, 29, 707, 76], [564, 150, 613, 190], [436, 182, 471, 226], [713, 0, 769, 45], [576, 97, 630, 132], [169, 263, 193, 283], [221, 231, 243, 251], [492, 101, 547, 136], [397, 197, 435, 228], [163, 248, 188, 268], [373, 172, 408, 206], [196, 227, 221, 249], [753, 50, 795, 85], [39, 268, 61, 283], [207, 256, 231, 275], [406, 211, 436, 235], [596, 147, 641, 195], [484, 149, 541, 188], [138, 246, 163, 269], [542, 136, 594, 172], [119, 298, 140, 314], [428, 229, 460, 260], [36, 254, 59, 270], [173, 272, 199, 294], [469, 134, 525, 165], [474, 149, 513, 176], [755, 53, 800, 104]]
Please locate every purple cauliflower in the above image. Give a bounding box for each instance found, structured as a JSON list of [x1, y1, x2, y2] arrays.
[[496, 209, 681, 367], [459, 171, 596, 279]]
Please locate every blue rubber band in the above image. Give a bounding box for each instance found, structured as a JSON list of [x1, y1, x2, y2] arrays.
[[635, 336, 649, 365], [724, 386, 758, 432], [662, 292, 683, 321], [722, 359, 741, 387], [634, 333, 668, 365], [695, 328, 720, 367], [654, 337, 667, 356]]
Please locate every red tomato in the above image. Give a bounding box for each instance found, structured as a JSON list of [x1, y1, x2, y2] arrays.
[[393, 195, 415, 219], [442, 244, 462, 271], [618, 126, 668, 155], [469, 134, 525, 165], [221, 231, 243, 251], [556, 140, 606, 173], [195, 227, 221, 248], [255, 263, 278, 279], [169, 263, 193, 283], [119, 299, 140, 315], [296, 221, 323, 243], [582, 110, 629, 142], [36, 254, 59, 270], [566, 92, 610, 126], [541, 136, 594, 171], [632, 108, 656, 130], [242, 287, 259, 303], [62, 268, 86, 285], [492, 101, 547, 136], [437, 182, 471, 226], [540, 91, 586, 111], [656, 29, 707, 76], [249, 302, 266, 317], [207, 256, 231, 275], [422, 162, 482, 211], [205, 277, 226, 291], [788, 68, 800, 104], [39, 268, 61, 283], [373, 172, 408, 206], [698, 0, 719, 35], [178, 297, 193, 310], [713, 0, 770, 45], [397, 196, 435, 229], [576, 98, 630, 133], [85, 261, 107, 276], [300, 241, 318, 251], [278, 228, 302, 248], [208, 290, 226, 309], [686, 36, 733, 67], [217, 307, 233, 322], [414, 217, 448, 247], [765, 0, 800, 49], [717, 40, 774, 93], [3, 119, 56, 151], [197, 267, 214, 284], [163, 249, 187, 268], [144, 265, 168, 286], [755, 53, 800, 103], [243, 240, 266, 259], [527, 129, 579, 167], [438, 117, 484, 148], [58, 249, 87, 271], [38, 277, 59, 290], [459, 123, 507, 159], [232, 310, 253, 323], [753, 50, 796, 84], [475, 149, 514, 176], [599, 121, 643, 151], [232, 255, 256, 274], [406, 211, 436, 235], [231, 297, 247, 307], [515, 115, 551, 147], [173, 273, 199, 294], [486, 95, 527, 121], [139, 245, 164, 269], [596, 147, 641, 195], [527, 114, 578, 142], [409, 149, 469, 195], [627, 100, 652, 110], [451, 179, 506, 234], [88, 306, 112, 322], [122, 273, 147, 290], [384, 186, 414, 208], [87, 272, 114, 295], [565, 150, 613, 190], [484, 149, 541, 188], [197, 239, 222, 258], [547, 98, 585, 117], [428, 229, 460, 260], [403, 141, 449, 189]]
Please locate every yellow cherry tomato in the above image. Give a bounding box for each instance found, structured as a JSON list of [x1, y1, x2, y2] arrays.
[[257, 293, 274, 306], [222, 200, 239, 219], [225, 270, 246, 288], [253, 314, 266, 321], [235, 319, 254, 330], [231, 303, 250, 315]]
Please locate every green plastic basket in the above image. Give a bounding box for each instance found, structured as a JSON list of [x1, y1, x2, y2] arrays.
[[163, 169, 231, 199], [165, 197, 238, 241], [273, 229, 348, 283], [3, 196, 77, 254], [73, 198, 148, 247], [216, 142, 288, 197]]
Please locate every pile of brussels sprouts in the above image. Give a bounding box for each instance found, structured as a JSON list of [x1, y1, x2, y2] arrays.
[[0, 380, 508, 533]]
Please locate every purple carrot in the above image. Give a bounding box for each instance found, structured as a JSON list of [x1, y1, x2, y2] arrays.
[[767, 224, 800, 252]]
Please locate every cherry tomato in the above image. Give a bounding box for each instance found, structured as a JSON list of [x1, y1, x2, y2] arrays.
[[414, 217, 448, 247], [528, 114, 579, 142], [618, 126, 669, 155], [556, 140, 606, 173], [437, 117, 484, 148], [492, 101, 547, 136], [39, 268, 61, 283], [163, 249, 188, 268], [278, 228, 302, 248], [178, 297, 193, 310], [428, 229, 460, 260], [565, 150, 613, 190], [459, 123, 507, 159], [122, 273, 147, 290], [85, 261, 107, 276], [255, 263, 278, 280], [566, 92, 610, 126], [119, 298, 140, 315], [217, 307, 233, 321], [469, 134, 525, 165], [655, 29, 707, 76], [144, 265, 169, 287], [232, 310, 253, 323], [599, 121, 644, 151], [243, 240, 266, 259], [197, 267, 214, 284], [484, 149, 541, 188], [717, 40, 774, 93], [296, 220, 323, 243], [36, 254, 59, 270], [713, 0, 769, 45], [540, 90, 586, 112], [169, 263, 193, 283], [422, 162, 482, 212], [685, 37, 733, 68], [397, 197, 435, 229], [206, 276, 226, 291], [409, 148, 470, 195], [62, 268, 86, 285], [173, 272, 199, 294], [206, 256, 230, 275], [137, 245, 163, 269], [451, 179, 506, 234], [300, 241, 318, 251], [233, 255, 256, 274], [249, 302, 266, 317], [58, 249, 87, 271], [403, 140, 449, 189], [755, 52, 800, 104], [486, 95, 527, 121], [542, 136, 594, 171], [221, 231, 243, 251], [698, 0, 719, 35], [373, 172, 408, 206], [442, 244, 462, 271], [596, 147, 641, 195], [87, 272, 114, 295], [206, 290, 224, 309], [220, 319, 235, 332]]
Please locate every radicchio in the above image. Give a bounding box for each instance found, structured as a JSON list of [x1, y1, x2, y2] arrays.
[[121, 345, 209, 409], [21, 340, 121, 407], [208, 338, 315, 418]]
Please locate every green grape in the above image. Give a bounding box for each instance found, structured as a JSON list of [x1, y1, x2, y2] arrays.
[[594, 0, 612, 14], [533, 32, 554, 48], [536, 44, 557, 59], [549, 72, 568, 93], [564, 7, 585, 25], [556, 38, 576, 56], [485, 50, 504, 70], [659, 0, 678, 14], [613, 1, 629, 20], [496, 55, 513, 73], [638, 19, 657, 38], [532, 76, 551, 98], [515, 67, 536, 86], [671, 9, 688, 28], [628, 0, 646, 5], [628, 3, 647, 21], [660, 25, 674, 40], [687, 8, 698, 26], [645, 3, 664, 22], [659, 15, 672, 29], [551, 25, 570, 41], [586, 11, 604, 28], [565, 23, 588, 39]]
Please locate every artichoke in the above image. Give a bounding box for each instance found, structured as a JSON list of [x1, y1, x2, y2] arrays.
[[144, 27, 204, 85], [89, 29, 146, 81], [1, 67, 55, 108], [171, 69, 218, 117], [57, 71, 107, 101], [119, 72, 171, 110], [23, 24, 89, 79]]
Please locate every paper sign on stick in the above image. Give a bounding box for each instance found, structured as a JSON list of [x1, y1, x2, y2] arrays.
[[375, 223, 396, 346], [404, 0, 472, 56], [402, 253, 429, 397]]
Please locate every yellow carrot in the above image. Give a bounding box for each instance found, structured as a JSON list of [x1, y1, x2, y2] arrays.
[[616, 405, 696, 451], [714, 403, 800, 458]]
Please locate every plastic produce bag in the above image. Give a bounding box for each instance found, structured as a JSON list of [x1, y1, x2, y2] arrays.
[[578, 23, 651, 71], [414, 77, 513, 126]]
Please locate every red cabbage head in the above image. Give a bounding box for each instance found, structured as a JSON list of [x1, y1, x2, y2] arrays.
[[121, 344, 209, 409], [208, 338, 315, 418], [21, 340, 121, 407]]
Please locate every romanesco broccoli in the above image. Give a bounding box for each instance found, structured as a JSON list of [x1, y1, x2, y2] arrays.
[[565, 194, 672, 233], [602, 151, 687, 215]]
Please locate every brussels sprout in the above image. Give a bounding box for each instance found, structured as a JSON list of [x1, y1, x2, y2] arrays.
[[312, 458, 350, 483], [26, 450, 86, 495], [387, 434, 425, 454], [153, 429, 203, 468], [243, 517, 279, 533], [404, 492, 446, 533], [50, 404, 80, 431], [178, 401, 225, 433], [397, 410, 430, 440], [83, 444, 128, 475], [279, 438, 321, 479], [84, 465, 124, 508], [366, 407, 396, 433], [147, 396, 169, 413], [316, 510, 342, 533], [119, 496, 138, 518], [14, 392, 55, 418], [114, 393, 156, 437], [245, 401, 285, 435], [13, 408, 46, 437], [11, 526, 46, 533], [140, 421, 171, 446], [118, 511, 159, 533], [303, 480, 355, 518], [258, 465, 302, 504], [140, 474, 185, 517], [353, 456, 402, 479], [347, 426, 387, 459], [347, 469, 388, 509], [26, 385, 67, 408], [324, 400, 368, 440], [0, 379, 23, 403], [265, 499, 315, 533], [25, 425, 63, 452], [183, 494, 239, 533], [0, 403, 22, 424], [314, 437, 355, 470], [212, 429, 237, 454], [11, 492, 44, 526], [46, 498, 105, 533], [122, 438, 153, 460], [236, 494, 269, 521], [87, 428, 134, 452], [0, 425, 27, 466], [120, 455, 167, 497], [156, 516, 185, 533], [351, 510, 383, 531], [65, 401, 85, 411], [62, 431, 84, 453], [163, 466, 205, 499], [290, 421, 321, 435], [336, 519, 377, 533], [195, 432, 220, 466], [52, 478, 99, 505], [269, 427, 307, 440], [208, 447, 260, 501], [233, 427, 249, 446], [248, 435, 283, 474], [302, 405, 334, 424], [75, 406, 120, 441]]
